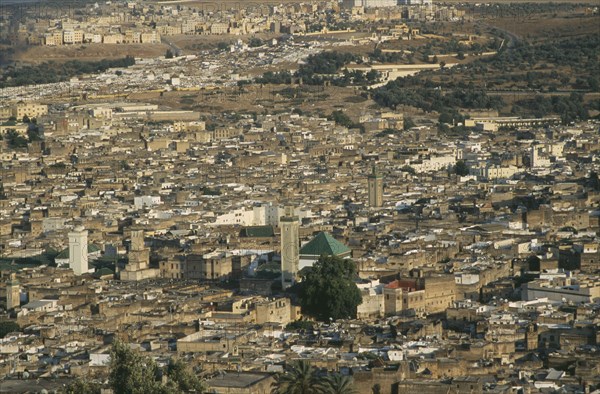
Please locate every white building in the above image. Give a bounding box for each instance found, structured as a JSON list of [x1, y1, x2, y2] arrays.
[[68, 225, 89, 275], [409, 153, 457, 173], [213, 204, 311, 227], [134, 196, 162, 209], [477, 165, 520, 181]]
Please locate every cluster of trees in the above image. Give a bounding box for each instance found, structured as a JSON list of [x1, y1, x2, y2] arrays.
[[474, 34, 599, 92], [0, 321, 20, 338], [256, 51, 379, 87], [453, 160, 470, 176], [418, 38, 493, 61], [367, 29, 596, 124], [4, 129, 28, 148], [200, 186, 221, 196], [586, 172, 600, 192], [2, 117, 43, 149], [336, 69, 379, 87], [327, 110, 365, 130], [24, 116, 43, 142], [370, 48, 406, 63], [373, 80, 503, 116], [0, 56, 135, 88], [296, 255, 362, 321], [370, 39, 498, 66], [248, 37, 264, 48], [216, 41, 231, 51], [511, 93, 589, 124], [467, 2, 584, 20], [296, 51, 361, 83], [67, 340, 205, 394], [256, 70, 293, 85], [272, 360, 358, 394]]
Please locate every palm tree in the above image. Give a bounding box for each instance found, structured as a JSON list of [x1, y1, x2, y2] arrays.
[[271, 360, 326, 394], [322, 373, 358, 394]]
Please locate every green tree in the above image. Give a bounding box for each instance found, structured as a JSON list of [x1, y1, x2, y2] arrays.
[[403, 117, 416, 130], [322, 374, 357, 394], [285, 320, 314, 332], [329, 110, 353, 128], [587, 171, 600, 191], [400, 165, 416, 175], [297, 255, 362, 321], [454, 160, 470, 176], [108, 340, 163, 394], [65, 378, 102, 394], [165, 49, 174, 59], [271, 360, 325, 394], [27, 124, 42, 141], [217, 41, 230, 51], [438, 112, 454, 124], [164, 358, 206, 393], [5, 130, 28, 148], [0, 321, 20, 338], [249, 37, 264, 47]]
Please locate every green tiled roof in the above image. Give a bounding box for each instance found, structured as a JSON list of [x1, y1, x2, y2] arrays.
[[94, 267, 114, 278], [240, 225, 275, 238], [299, 232, 351, 257], [55, 244, 101, 260]]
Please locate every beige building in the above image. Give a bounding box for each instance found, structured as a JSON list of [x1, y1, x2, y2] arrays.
[[254, 297, 300, 324], [210, 23, 229, 34], [383, 279, 426, 317], [103, 34, 124, 44], [44, 32, 64, 45], [177, 329, 256, 354], [141, 31, 160, 43], [423, 275, 457, 314], [63, 30, 84, 44], [13, 102, 48, 120]]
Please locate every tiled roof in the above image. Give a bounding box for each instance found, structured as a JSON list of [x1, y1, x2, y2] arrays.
[[299, 232, 351, 257]]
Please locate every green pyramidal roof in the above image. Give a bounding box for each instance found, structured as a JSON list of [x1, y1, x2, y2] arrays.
[[299, 232, 351, 257]]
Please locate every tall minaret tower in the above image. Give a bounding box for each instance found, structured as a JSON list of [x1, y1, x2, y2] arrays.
[[127, 229, 150, 271], [6, 273, 20, 310], [280, 206, 299, 290], [68, 225, 88, 275], [367, 165, 383, 208]]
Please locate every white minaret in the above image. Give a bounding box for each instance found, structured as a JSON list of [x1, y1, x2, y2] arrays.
[[68, 225, 88, 275], [280, 206, 299, 290]]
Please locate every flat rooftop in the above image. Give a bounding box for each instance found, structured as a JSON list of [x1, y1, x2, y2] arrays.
[[206, 372, 272, 388]]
